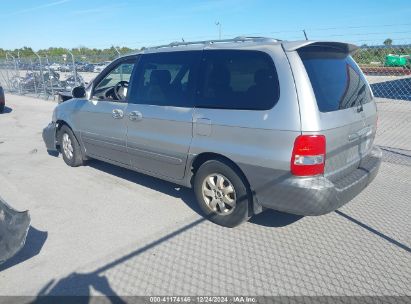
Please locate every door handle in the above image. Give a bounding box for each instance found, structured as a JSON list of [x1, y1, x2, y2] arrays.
[[112, 109, 124, 119], [128, 111, 143, 121]]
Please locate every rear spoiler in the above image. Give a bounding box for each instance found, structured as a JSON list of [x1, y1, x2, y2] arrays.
[[282, 40, 358, 54]]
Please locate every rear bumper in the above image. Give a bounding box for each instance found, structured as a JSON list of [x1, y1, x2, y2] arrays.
[[42, 122, 57, 152], [256, 146, 382, 215]]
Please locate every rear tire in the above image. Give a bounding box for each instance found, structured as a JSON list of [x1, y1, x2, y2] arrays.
[[194, 159, 252, 227], [59, 125, 84, 167]]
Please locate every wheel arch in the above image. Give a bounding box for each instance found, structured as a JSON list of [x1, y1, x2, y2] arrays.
[[189, 152, 263, 215], [55, 120, 74, 143], [55, 120, 87, 160]]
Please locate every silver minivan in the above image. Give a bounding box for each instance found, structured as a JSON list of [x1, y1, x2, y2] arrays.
[[43, 37, 381, 227]]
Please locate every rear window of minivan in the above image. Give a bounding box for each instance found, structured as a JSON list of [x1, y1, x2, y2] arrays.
[[198, 50, 280, 110], [298, 46, 372, 113]]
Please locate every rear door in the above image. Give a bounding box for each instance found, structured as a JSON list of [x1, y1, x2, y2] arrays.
[[295, 44, 377, 180], [125, 51, 201, 180]]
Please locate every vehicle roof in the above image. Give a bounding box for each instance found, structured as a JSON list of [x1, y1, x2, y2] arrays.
[[126, 37, 358, 56]]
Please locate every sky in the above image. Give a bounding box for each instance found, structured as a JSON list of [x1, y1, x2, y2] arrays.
[[1, 0, 410, 50]]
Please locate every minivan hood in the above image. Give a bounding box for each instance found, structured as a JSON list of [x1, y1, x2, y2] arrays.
[[282, 40, 358, 54]]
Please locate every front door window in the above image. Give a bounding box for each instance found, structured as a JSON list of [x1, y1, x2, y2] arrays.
[[92, 60, 136, 101]]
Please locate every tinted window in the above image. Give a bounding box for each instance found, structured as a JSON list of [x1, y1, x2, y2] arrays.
[[129, 51, 201, 107], [299, 46, 372, 112], [198, 50, 279, 110]]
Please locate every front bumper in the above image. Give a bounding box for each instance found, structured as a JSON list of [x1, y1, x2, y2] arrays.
[[42, 122, 57, 152], [256, 146, 382, 215]]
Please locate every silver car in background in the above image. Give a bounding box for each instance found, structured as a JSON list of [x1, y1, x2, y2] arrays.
[[43, 37, 381, 227]]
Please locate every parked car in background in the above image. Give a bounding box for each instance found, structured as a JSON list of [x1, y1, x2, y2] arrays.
[[77, 63, 95, 72], [0, 86, 5, 113], [32, 63, 44, 71], [75, 62, 85, 70], [43, 37, 381, 227], [49, 63, 62, 71], [93, 61, 111, 73], [59, 64, 72, 72]]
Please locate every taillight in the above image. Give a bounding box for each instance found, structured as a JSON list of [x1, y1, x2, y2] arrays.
[[291, 135, 326, 176]]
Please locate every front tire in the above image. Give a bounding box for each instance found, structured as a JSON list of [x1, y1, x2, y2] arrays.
[[194, 159, 252, 227], [59, 125, 84, 167]]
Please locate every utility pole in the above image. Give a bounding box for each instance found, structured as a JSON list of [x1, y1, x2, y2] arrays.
[[215, 22, 222, 40]]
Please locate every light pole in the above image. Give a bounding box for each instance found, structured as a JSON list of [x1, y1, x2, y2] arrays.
[[215, 22, 222, 40]]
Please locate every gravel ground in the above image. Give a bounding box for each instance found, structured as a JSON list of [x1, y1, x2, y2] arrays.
[[0, 94, 410, 299]]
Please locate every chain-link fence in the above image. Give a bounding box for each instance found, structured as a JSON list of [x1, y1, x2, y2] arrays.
[[0, 49, 132, 100], [1, 43, 410, 101], [353, 44, 411, 101]]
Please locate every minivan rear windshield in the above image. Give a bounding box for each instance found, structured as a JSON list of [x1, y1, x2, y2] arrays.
[[298, 46, 372, 113]]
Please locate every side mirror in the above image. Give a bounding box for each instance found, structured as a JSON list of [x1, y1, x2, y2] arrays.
[[72, 86, 86, 98]]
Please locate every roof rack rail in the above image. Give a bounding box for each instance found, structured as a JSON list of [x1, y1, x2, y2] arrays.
[[233, 36, 281, 42], [148, 36, 280, 50]]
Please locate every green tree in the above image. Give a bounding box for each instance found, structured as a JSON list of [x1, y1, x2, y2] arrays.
[[383, 38, 393, 46], [0, 45, 140, 63], [15, 47, 35, 57]]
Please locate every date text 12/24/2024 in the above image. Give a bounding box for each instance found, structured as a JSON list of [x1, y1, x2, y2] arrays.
[[149, 296, 257, 303]]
